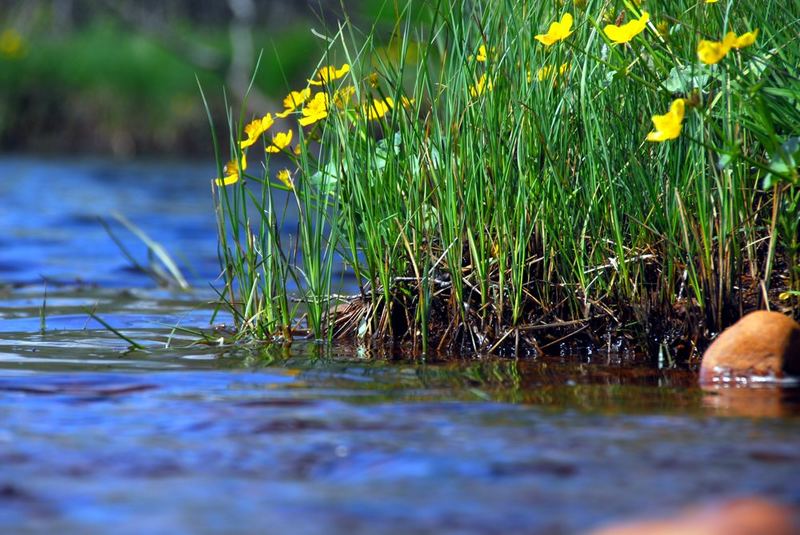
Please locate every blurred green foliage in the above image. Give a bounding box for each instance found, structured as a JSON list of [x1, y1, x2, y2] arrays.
[[0, 1, 396, 155]]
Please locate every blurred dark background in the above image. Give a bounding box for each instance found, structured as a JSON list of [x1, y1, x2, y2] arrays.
[[0, 0, 391, 156]]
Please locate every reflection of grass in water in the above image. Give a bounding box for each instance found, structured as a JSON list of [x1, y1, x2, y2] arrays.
[[230, 349, 708, 413], [208, 0, 800, 358], [39, 281, 47, 335]]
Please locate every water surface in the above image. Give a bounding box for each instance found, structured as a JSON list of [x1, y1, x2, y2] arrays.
[[1, 158, 798, 534]]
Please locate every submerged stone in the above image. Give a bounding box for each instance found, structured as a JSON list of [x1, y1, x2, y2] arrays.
[[701, 386, 799, 418], [700, 311, 800, 383], [589, 497, 797, 535]]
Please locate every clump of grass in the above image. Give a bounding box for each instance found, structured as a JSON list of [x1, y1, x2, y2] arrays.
[[204, 0, 800, 358]]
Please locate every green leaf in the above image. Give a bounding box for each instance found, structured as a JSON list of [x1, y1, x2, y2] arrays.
[[662, 65, 710, 94], [764, 136, 800, 187], [745, 53, 771, 78], [309, 159, 344, 196], [717, 152, 734, 170], [374, 131, 402, 172]]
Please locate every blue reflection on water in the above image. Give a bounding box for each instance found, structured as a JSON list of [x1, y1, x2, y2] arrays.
[[0, 157, 225, 287]]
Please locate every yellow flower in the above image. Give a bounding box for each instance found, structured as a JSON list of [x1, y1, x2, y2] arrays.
[[364, 97, 394, 121], [603, 12, 650, 44], [276, 89, 311, 118], [469, 44, 495, 62], [215, 154, 247, 186], [298, 92, 330, 127], [697, 29, 757, 64], [535, 13, 574, 46], [277, 169, 293, 189], [240, 114, 273, 149], [697, 40, 727, 64], [537, 62, 570, 81], [266, 129, 293, 154], [732, 29, 759, 48], [367, 72, 380, 88], [308, 63, 350, 86], [469, 73, 494, 97], [334, 85, 356, 109], [537, 67, 551, 81], [646, 99, 686, 142], [0, 28, 24, 58], [706, 0, 719, 3], [400, 95, 415, 108], [697, 32, 736, 64]]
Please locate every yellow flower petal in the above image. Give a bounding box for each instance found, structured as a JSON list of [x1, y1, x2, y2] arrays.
[[697, 31, 746, 64], [216, 174, 239, 186], [240, 120, 263, 150], [239, 114, 273, 149], [334, 85, 356, 109], [732, 29, 758, 49], [470, 44, 496, 62], [535, 13, 574, 47], [308, 63, 350, 86], [537, 65, 554, 81], [215, 154, 247, 186], [298, 92, 330, 127], [697, 38, 729, 64], [536, 62, 570, 84], [276, 88, 311, 118], [367, 72, 380, 87], [646, 99, 685, 142], [363, 97, 394, 121], [603, 12, 650, 44], [276, 169, 293, 189], [469, 73, 494, 97], [266, 129, 294, 154], [298, 111, 328, 127]]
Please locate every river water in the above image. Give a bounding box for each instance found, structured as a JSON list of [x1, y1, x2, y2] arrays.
[[1, 157, 798, 534]]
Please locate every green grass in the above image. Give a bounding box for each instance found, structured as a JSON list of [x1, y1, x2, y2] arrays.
[[208, 0, 800, 357]]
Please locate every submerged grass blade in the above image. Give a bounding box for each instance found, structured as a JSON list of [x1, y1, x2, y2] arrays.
[[111, 212, 190, 290], [85, 307, 147, 352]]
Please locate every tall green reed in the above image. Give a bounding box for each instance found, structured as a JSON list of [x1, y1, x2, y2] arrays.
[[205, 0, 800, 354]]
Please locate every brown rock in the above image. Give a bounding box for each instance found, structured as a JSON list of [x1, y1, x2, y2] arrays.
[[589, 497, 797, 535], [700, 311, 800, 383]]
